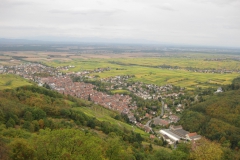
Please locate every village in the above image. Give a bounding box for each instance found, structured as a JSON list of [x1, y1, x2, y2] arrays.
[[1, 62, 201, 143]]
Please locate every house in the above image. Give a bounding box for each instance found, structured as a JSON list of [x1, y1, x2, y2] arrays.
[[128, 115, 137, 124], [162, 134, 172, 144], [170, 125, 182, 130], [169, 115, 180, 123], [153, 118, 169, 126], [215, 87, 223, 93], [144, 126, 151, 133], [150, 134, 155, 139], [186, 132, 201, 141]]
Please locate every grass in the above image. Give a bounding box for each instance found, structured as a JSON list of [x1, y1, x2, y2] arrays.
[[111, 89, 130, 95], [142, 141, 172, 151], [72, 105, 149, 137], [0, 74, 32, 90]]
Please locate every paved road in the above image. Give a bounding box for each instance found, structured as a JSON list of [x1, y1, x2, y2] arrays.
[[144, 116, 161, 134]]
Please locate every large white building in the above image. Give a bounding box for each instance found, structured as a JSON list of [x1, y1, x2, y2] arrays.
[[160, 125, 201, 143]]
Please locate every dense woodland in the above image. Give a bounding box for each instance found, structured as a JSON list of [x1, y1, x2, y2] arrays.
[[180, 77, 240, 150], [0, 79, 240, 159]]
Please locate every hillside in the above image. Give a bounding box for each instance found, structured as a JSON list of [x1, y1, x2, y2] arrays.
[[0, 85, 181, 160], [1, 79, 240, 159], [0, 74, 32, 90], [179, 77, 240, 149]]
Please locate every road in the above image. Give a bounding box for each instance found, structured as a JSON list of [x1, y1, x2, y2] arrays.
[[144, 116, 161, 134]]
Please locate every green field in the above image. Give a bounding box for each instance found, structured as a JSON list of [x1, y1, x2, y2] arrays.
[[0, 74, 32, 90], [107, 57, 240, 70], [111, 89, 130, 94], [73, 106, 149, 137], [44, 58, 240, 90], [45, 59, 118, 71]]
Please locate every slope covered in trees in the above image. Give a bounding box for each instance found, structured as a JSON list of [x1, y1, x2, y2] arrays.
[[1, 82, 239, 159], [0, 85, 192, 159], [180, 77, 240, 149]]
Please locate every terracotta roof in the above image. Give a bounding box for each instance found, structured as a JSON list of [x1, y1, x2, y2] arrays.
[[187, 132, 197, 137]]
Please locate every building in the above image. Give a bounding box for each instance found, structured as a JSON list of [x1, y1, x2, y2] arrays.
[[153, 118, 169, 126], [160, 125, 201, 143], [215, 87, 223, 93], [186, 132, 201, 141]]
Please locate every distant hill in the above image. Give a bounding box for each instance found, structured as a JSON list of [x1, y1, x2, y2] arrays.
[[0, 38, 46, 45]]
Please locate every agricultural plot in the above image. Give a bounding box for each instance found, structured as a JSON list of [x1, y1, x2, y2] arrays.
[[93, 65, 238, 89], [0, 74, 32, 90], [44, 57, 240, 90], [2, 51, 238, 90], [107, 57, 240, 71]]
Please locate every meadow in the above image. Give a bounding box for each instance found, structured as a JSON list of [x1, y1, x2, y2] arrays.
[[73, 105, 149, 137], [0, 74, 32, 90]]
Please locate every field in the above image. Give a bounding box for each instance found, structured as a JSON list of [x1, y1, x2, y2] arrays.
[[73, 105, 149, 137], [107, 57, 240, 70], [0, 74, 32, 90], [44, 57, 240, 90], [111, 89, 131, 94], [1, 51, 240, 90]]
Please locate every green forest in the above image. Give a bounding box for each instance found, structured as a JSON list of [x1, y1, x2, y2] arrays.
[[0, 79, 240, 159], [180, 77, 240, 150]]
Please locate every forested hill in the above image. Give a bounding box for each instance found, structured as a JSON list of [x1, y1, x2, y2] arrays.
[[180, 77, 240, 149], [0, 85, 145, 159], [1, 83, 240, 159], [0, 85, 193, 160]]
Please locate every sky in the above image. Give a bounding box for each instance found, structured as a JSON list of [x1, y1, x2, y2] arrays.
[[0, 0, 240, 47]]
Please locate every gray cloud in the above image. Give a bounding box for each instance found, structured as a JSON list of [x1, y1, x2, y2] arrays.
[[196, 0, 238, 5], [50, 9, 123, 15], [0, 0, 33, 8], [0, 0, 239, 47], [155, 3, 176, 11]]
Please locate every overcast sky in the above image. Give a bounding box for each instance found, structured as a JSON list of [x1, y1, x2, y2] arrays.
[[0, 0, 240, 47]]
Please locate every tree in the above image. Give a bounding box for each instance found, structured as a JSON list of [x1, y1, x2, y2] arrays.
[[38, 119, 44, 129], [149, 143, 153, 152], [105, 137, 133, 160], [10, 139, 35, 160], [32, 120, 40, 132], [0, 136, 9, 160], [190, 138, 223, 160], [88, 94, 91, 101], [24, 111, 33, 121], [6, 118, 15, 128], [33, 129, 103, 160], [87, 118, 96, 129], [32, 108, 46, 120], [0, 109, 5, 124], [22, 121, 34, 132], [152, 149, 172, 160]]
